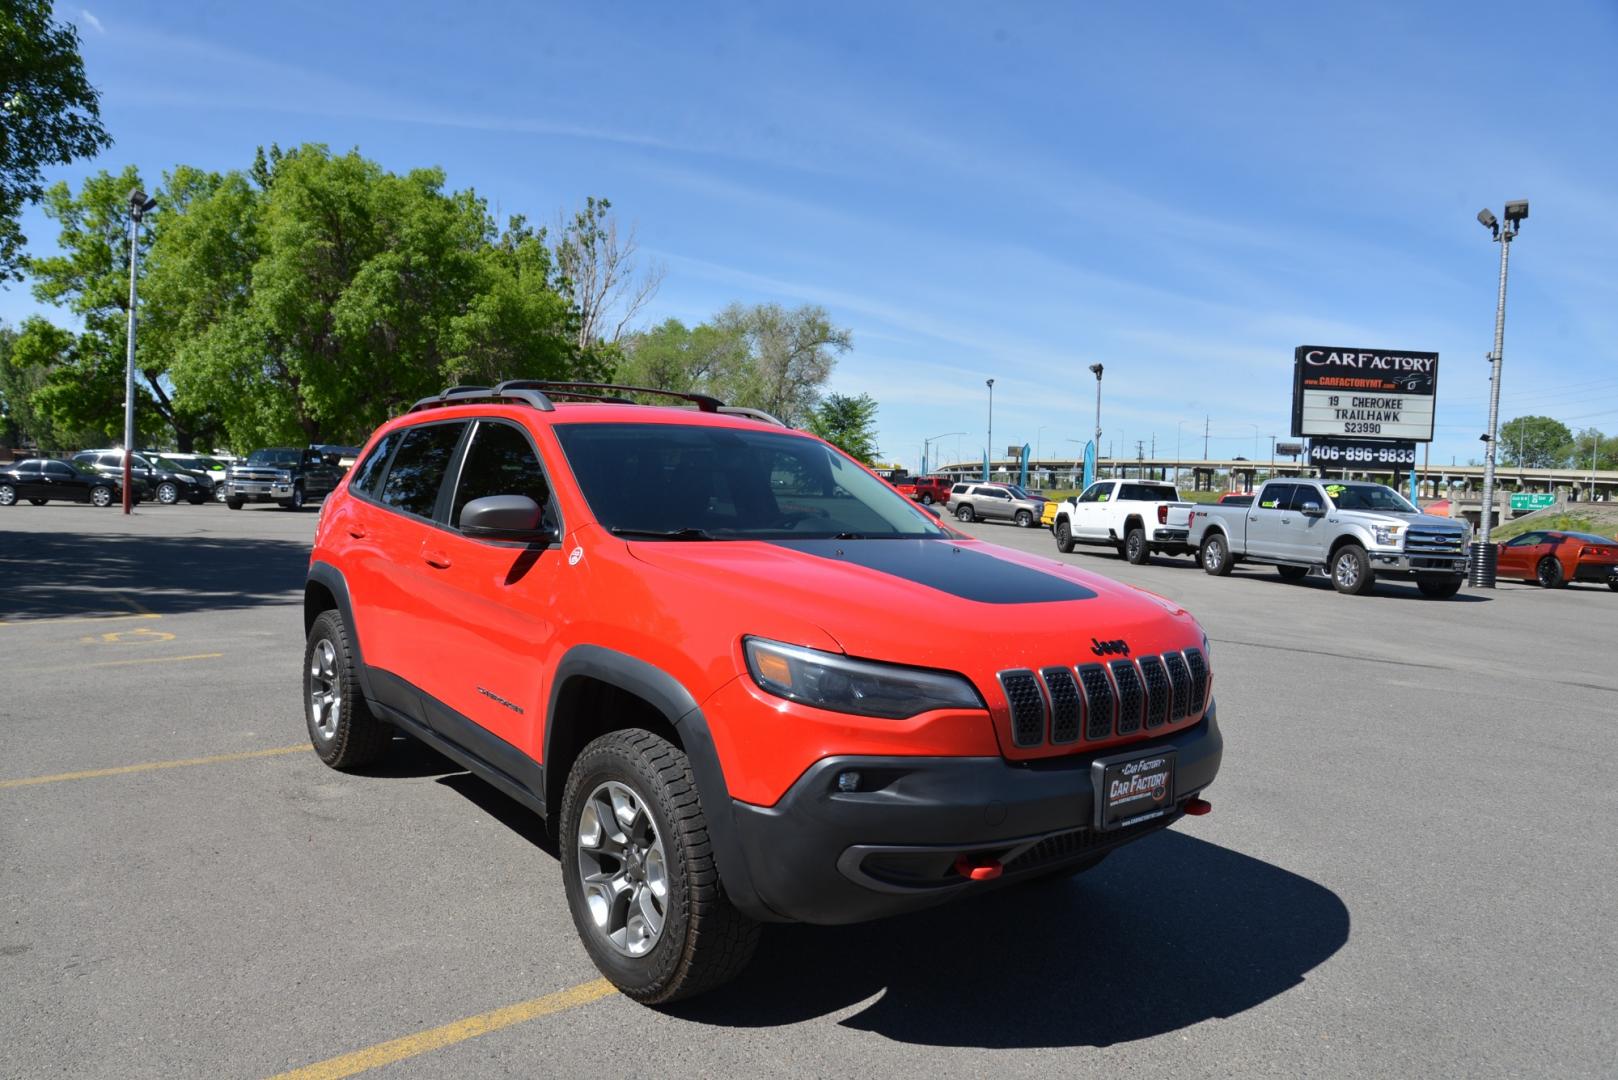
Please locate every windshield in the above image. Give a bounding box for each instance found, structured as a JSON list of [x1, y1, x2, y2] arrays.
[[1565, 532, 1617, 546], [246, 449, 301, 465], [1325, 483, 1418, 513], [554, 422, 950, 540], [67, 460, 101, 478], [1004, 486, 1038, 499]]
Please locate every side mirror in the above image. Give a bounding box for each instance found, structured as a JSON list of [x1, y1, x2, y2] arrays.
[[460, 495, 555, 543], [1300, 501, 1325, 517]]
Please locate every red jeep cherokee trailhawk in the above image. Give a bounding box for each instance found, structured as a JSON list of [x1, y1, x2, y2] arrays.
[[303, 381, 1223, 1002]]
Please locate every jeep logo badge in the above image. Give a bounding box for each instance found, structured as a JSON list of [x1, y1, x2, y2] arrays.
[[1091, 638, 1130, 657]]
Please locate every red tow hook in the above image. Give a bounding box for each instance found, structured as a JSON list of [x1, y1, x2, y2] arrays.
[[1184, 797, 1212, 816], [954, 855, 1004, 881]]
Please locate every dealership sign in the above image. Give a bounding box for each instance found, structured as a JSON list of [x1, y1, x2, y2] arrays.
[[1291, 346, 1439, 442], [1307, 438, 1416, 468]]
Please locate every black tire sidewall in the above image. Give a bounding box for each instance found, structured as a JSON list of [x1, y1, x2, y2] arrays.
[[560, 735, 693, 999], [1332, 546, 1372, 595], [1056, 520, 1074, 552], [1202, 536, 1227, 575], [1016, 510, 1032, 528], [1537, 557, 1562, 588], [1126, 528, 1147, 564], [956, 505, 973, 522]]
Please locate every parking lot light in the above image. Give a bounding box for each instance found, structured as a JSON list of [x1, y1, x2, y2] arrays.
[[1473, 199, 1527, 585], [123, 188, 157, 515]]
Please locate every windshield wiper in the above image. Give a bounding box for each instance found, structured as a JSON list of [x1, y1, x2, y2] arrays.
[[609, 527, 716, 541]]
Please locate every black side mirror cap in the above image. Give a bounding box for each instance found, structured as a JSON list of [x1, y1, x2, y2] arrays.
[[460, 494, 556, 543]]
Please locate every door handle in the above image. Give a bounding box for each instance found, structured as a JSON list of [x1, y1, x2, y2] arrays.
[[423, 548, 452, 570]]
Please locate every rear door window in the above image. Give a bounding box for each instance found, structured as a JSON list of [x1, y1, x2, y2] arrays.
[[43, 461, 75, 478], [378, 422, 466, 520], [1257, 484, 1294, 510]]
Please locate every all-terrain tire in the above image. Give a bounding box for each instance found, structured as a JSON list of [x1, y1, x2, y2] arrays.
[[561, 729, 760, 1004], [303, 609, 391, 768], [1201, 533, 1233, 576], [1330, 544, 1375, 595], [1277, 564, 1309, 582], [1055, 519, 1075, 553], [1535, 556, 1565, 589], [1124, 526, 1149, 565]]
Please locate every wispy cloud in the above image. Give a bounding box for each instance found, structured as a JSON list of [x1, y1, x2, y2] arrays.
[[79, 9, 103, 34]]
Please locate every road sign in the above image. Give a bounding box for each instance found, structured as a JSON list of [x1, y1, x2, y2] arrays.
[[1291, 346, 1439, 442], [1509, 492, 1556, 511]]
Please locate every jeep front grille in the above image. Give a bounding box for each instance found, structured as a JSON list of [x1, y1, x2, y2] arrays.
[[999, 647, 1211, 751]]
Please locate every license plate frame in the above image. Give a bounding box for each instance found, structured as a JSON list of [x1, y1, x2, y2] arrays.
[[1092, 748, 1177, 831]]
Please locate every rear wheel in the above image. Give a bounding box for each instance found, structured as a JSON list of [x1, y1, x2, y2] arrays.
[[28, 498, 47, 506], [304, 610, 391, 768], [562, 729, 759, 1003], [955, 504, 975, 522], [1277, 564, 1309, 582], [1124, 527, 1149, 564], [1201, 534, 1233, 576], [1535, 556, 1565, 589], [89, 486, 113, 508], [920, 493, 934, 505], [1417, 577, 1463, 599], [1055, 519, 1075, 553], [1015, 509, 1033, 528], [1331, 545, 1375, 595]]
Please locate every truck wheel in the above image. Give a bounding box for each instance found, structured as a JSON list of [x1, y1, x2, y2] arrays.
[[226, 497, 244, 510], [156, 481, 179, 504], [1330, 545, 1375, 595], [1124, 527, 1149, 564], [283, 482, 306, 511], [28, 498, 48, 506], [1201, 534, 1233, 576], [1417, 577, 1463, 599], [1055, 519, 1075, 553], [1535, 557, 1565, 589], [1277, 564, 1309, 582], [1015, 509, 1033, 528], [562, 729, 760, 1004], [955, 504, 974, 522], [303, 610, 391, 768], [920, 493, 934, 505]]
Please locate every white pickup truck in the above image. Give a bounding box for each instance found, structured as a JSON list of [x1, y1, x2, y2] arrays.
[[1050, 479, 1195, 564]]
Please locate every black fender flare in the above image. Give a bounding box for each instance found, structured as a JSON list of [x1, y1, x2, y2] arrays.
[[543, 645, 772, 921], [305, 561, 375, 700]]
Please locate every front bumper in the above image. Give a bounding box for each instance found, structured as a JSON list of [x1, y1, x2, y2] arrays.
[[727, 706, 1222, 925], [227, 479, 294, 499], [1369, 550, 1465, 575]]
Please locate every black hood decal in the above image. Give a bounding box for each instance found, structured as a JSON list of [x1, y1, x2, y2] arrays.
[[770, 539, 1096, 604]]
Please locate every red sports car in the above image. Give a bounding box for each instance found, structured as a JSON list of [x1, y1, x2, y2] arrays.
[[1496, 530, 1618, 590]]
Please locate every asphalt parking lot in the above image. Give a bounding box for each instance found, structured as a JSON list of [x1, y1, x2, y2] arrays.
[[3, 503, 1616, 1078]]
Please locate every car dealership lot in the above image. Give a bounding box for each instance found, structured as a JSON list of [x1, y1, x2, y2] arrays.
[[2, 505, 1615, 1078]]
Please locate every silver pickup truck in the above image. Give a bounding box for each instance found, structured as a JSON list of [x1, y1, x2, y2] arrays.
[[1186, 478, 1469, 597]]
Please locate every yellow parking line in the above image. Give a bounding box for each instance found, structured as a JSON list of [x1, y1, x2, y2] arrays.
[[0, 612, 162, 627], [0, 744, 309, 790], [267, 978, 619, 1080], [81, 651, 224, 670]]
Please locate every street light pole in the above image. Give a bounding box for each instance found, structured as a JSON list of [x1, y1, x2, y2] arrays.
[[1474, 200, 1528, 584], [985, 378, 995, 481], [122, 188, 157, 514], [925, 430, 965, 476]]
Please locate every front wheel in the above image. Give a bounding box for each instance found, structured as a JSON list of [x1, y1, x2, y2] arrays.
[[1535, 556, 1565, 589], [226, 498, 244, 510], [214, 486, 229, 502], [1331, 545, 1375, 595], [562, 730, 759, 1003], [1124, 527, 1149, 565], [283, 483, 306, 511], [156, 481, 179, 504], [1015, 509, 1034, 528], [1417, 577, 1463, 599], [89, 485, 113, 508], [920, 493, 934, 505], [955, 504, 975, 522], [1201, 534, 1233, 576], [1055, 519, 1075, 553], [0, 483, 16, 506]]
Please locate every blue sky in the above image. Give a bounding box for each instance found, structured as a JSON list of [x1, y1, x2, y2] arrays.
[[6, 0, 1617, 469]]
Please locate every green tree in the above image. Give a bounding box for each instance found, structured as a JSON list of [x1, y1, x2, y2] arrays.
[[0, 0, 113, 282], [615, 317, 749, 398], [1569, 427, 1616, 472], [553, 195, 662, 352], [806, 392, 880, 464], [1499, 415, 1574, 468], [712, 302, 851, 424]]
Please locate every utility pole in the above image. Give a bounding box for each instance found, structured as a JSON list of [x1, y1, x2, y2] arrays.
[[1202, 415, 1210, 461], [122, 188, 158, 514], [985, 378, 995, 481], [1473, 200, 1528, 585]]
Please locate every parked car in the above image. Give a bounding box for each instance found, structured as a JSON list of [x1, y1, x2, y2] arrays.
[[225, 447, 347, 510], [302, 380, 1222, 1002], [1049, 479, 1194, 563], [1495, 530, 1618, 590], [152, 452, 231, 502], [1187, 479, 1469, 598], [910, 476, 953, 505], [947, 482, 1047, 527], [0, 458, 130, 507], [72, 450, 211, 504]]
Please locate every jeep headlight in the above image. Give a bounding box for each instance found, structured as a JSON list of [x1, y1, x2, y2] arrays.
[[1372, 524, 1403, 546], [743, 637, 982, 719]]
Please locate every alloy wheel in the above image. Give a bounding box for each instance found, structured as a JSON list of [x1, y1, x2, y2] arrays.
[[90, 487, 112, 507], [0, 484, 15, 506], [575, 780, 669, 958], [307, 638, 342, 739], [1334, 553, 1360, 589]]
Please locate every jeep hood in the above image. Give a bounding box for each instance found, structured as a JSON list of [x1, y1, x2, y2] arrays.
[[623, 535, 1203, 671]]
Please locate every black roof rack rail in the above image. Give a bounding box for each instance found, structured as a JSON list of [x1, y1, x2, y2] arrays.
[[407, 384, 556, 414], [495, 380, 725, 413]]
